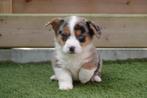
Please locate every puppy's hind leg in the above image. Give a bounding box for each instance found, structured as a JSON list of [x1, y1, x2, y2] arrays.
[[79, 62, 97, 84], [91, 74, 102, 82], [92, 57, 103, 82]]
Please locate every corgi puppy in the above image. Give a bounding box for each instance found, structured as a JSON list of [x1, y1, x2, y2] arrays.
[[46, 16, 102, 90]]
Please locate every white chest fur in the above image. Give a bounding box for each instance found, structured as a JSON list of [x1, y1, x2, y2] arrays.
[[54, 42, 97, 80]]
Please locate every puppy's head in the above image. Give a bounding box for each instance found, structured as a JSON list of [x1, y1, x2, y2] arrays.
[[46, 16, 101, 54]]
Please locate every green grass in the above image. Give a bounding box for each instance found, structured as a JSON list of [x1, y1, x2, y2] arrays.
[[0, 60, 147, 98]]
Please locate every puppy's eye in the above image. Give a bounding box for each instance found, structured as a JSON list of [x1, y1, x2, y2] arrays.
[[78, 35, 85, 43], [61, 33, 70, 41]]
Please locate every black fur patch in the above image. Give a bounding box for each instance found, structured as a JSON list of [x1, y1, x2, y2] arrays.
[[78, 35, 86, 43], [74, 24, 86, 34], [74, 24, 87, 43], [59, 31, 70, 41], [86, 21, 95, 38]]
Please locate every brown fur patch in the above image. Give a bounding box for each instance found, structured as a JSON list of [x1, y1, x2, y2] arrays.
[[75, 30, 81, 36], [56, 26, 70, 46], [82, 62, 96, 70], [47, 18, 64, 35], [63, 26, 70, 34], [74, 23, 93, 47], [81, 35, 91, 47]]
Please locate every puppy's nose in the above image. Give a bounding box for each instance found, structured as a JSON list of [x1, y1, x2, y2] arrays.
[[69, 46, 75, 53]]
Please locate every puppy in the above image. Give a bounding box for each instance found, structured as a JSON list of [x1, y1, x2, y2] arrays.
[[46, 16, 102, 90]]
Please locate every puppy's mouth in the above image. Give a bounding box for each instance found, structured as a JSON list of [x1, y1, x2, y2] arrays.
[[68, 51, 75, 54], [67, 51, 82, 55]]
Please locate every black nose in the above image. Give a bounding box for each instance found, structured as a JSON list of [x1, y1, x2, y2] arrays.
[[69, 46, 75, 53]]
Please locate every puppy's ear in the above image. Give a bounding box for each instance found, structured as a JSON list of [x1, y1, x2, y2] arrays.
[[45, 18, 64, 35], [86, 21, 101, 39]]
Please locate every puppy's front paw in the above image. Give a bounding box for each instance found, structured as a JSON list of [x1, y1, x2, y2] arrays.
[[50, 75, 57, 81], [59, 82, 73, 90]]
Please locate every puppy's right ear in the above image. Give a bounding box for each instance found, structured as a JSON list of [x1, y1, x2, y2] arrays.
[[86, 21, 101, 39], [45, 18, 64, 35]]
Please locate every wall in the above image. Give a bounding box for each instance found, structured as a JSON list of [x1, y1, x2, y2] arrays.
[[0, 48, 147, 63]]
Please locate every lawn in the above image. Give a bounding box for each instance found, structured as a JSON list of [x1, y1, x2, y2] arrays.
[[0, 60, 147, 98]]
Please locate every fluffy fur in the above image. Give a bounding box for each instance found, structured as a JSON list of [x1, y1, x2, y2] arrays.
[[47, 16, 102, 90]]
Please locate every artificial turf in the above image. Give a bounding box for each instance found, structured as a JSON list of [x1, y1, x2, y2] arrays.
[[0, 60, 147, 98]]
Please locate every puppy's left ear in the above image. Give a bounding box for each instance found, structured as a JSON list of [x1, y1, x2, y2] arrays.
[[45, 18, 64, 35], [86, 21, 101, 39]]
